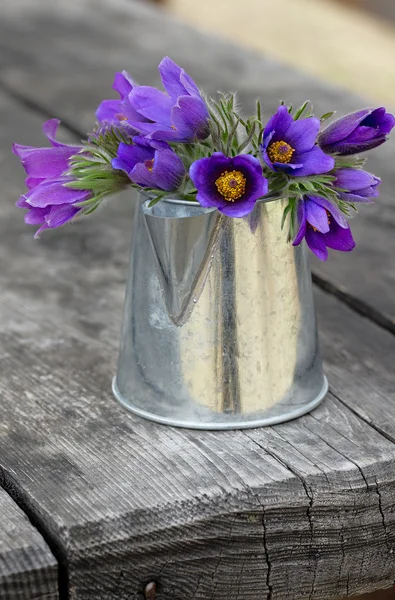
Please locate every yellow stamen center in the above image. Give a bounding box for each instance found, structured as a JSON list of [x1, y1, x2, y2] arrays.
[[267, 140, 294, 164], [144, 159, 154, 172], [215, 170, 247, 202]]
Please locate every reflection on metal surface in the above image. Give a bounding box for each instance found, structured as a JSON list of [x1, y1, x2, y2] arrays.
[[113, 195, 327, 429], [143, 200, 221, 325]]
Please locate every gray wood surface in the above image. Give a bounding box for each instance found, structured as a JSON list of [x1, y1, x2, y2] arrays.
[[0, 1, 395, 599], [0, 487, 58, 599]]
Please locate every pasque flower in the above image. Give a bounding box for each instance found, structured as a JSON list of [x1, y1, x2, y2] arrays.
[[13, 119, 90, 237], [189, 153, 268, 217], [96, 57, 209, 143], [293, 195, 355, 261], [96, 71, 146, 131], [261, 105, 335, 176], [334, 168, 380, 203], [318, 108, 395, 155], [112, 136, 185, 191]]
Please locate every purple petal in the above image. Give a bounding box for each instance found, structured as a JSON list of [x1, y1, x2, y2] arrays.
[[264, 105, 293, 144], [292, 146, 335, 176], [96, 99, 123, 123], [218, 198, 257, 217], [24, 207, 49, 225], [379, 111, 395, 134], [190, 153, 266, 216], [131, 149, 184, 191], [16, 195, 31, 208], [171, 95, 209, 141], [25, 180, 91, 208], [335, 168, 379, 191], [129, 86, 173, 126], [12, 144, 80, 179], [233, 154, 268, 199], [190, 153, 231, 206], [112, 141, 153, 175], [34, 224, 49, 238], [362, 107, 395, 134], [150, 149, 185, 191], [293, 199, 307, 246], [269, 160, 304, 174], [319, 109, 371, 146], [331, 136, 387, 155], [159, 57, 187, 98], [306, 195, 348, 228], [345, 125, 382, 144], [42, 119, 64, 147], [113, 71, 135, 99], [325, 221, 355, 252], [180, 71, 200, 97], [159, 56, 201, 100], [286, 117, 320, 152], [25, 176, 45, 190], [305, 228, 328, 261], [45, 204, 80, 228], [305, 199, 330, 233], [337, 192, 374, 204]]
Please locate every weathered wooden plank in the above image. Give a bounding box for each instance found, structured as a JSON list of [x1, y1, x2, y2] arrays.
[[0, 487, 58, 600], [0, 0, 395, 326], [1, 89, 395, 599]]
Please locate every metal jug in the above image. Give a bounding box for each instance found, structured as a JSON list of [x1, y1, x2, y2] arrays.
[[112, 194, 328, 429]]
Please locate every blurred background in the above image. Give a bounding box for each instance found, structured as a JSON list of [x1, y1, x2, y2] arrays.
[[164, 0, 395, 109]]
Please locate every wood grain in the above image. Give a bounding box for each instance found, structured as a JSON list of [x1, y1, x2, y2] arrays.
[[0, 487, 58, 600]]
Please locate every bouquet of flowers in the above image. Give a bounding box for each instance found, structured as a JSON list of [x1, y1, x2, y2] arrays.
[[13, 57, 394, 262]]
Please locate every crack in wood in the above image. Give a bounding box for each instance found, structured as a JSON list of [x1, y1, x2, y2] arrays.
[[261, 507, 273, 600], [0, 464, 69, 600], [375, 477, 391, 551], [312, 272, 395, 337], [332, 391, 395, 447]]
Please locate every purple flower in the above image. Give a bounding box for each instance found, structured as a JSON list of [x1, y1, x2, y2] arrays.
[[96, 57, 209, 143], [334, 168, 381, 203], [189, 152, 268, 217], [293, 195, 355, 261], [13, 119, 90, 237], [261, 105, 335, 177], [318, 107, 395, 155], [96, 71, 146, 132], [112, 136, 185, 191]]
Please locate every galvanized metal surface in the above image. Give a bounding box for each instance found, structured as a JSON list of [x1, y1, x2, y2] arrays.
[[113, 196, 327, 429]]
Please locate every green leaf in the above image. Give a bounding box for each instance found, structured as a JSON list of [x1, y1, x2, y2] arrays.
[[148, 194, 165, 208], [256, 98, 262, 124], [320, 111, 335, 123], [287, 198, 297, 243], [334, 155, 367, 169], [238, 122, 256, 153], [294, 100, 312, 120], [226, 115, 240, 156], [281, 202, 292, 230]]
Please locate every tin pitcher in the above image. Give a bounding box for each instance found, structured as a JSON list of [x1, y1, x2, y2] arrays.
[[112, 194, 328, 429]]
